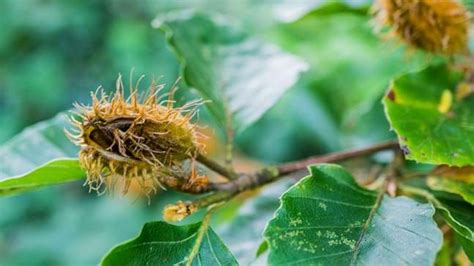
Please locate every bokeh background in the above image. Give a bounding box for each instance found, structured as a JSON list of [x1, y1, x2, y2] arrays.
[[0, 0, 446, 264]]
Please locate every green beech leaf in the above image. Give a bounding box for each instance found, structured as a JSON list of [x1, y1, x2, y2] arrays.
[[272, 1, 368, 23], [0, 159, 83, 196], [264, 164, 442, 265], [154, 12, 308, 132], [427, 176, 474, 205], [0, 113, 79, 179], [436, 199, 474, 261], [457, 233, 474, 261], [430, 195, 474, 249], [383, 63, 474, 166], [423, 189, 474, 261], [0, 114, 83, 196], [256, 241, 269, 258], [101, 221, 238, 266], [403, 183, 474, 261]]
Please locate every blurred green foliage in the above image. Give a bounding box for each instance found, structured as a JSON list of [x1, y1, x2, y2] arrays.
[[0, 0, 182, 144]]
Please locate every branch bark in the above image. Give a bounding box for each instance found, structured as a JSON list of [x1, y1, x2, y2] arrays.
[[277, 141, 399, 175], [192, 140, 400, 208]]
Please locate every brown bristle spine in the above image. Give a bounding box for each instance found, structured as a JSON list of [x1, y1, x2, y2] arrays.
[[373, 0, 470, 55]]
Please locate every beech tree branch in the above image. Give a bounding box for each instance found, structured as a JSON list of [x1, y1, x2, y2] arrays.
[[276, 140, 399, 175], [191, 140, 400, 208]]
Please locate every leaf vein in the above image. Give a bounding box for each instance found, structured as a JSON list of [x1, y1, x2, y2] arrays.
[[286, 195, 373, 209]]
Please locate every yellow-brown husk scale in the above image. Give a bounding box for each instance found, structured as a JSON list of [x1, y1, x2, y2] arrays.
[[66, 76, 207, 196], [374, 0, 470, 55]]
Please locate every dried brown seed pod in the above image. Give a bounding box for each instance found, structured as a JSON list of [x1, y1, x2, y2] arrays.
[[163, 201, 198, 222], [66, 75, 207, 196], [373, 0, 470, 55]]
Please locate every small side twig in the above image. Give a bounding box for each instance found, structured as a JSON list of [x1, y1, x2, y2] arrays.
[[385, 149, 404, 196], [277, 141, 399, 175]]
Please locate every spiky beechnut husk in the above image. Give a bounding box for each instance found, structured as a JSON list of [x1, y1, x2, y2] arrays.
[[374, 0, 470, 55], [66, 76, 207, 196]]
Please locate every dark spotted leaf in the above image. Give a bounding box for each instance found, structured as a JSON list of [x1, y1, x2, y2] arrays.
[[264, 164, 442, 265]]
